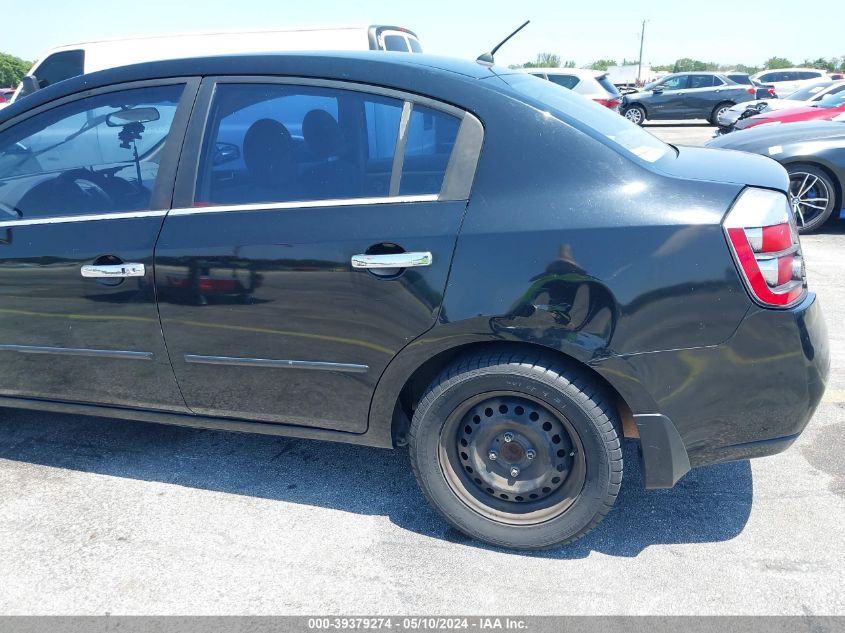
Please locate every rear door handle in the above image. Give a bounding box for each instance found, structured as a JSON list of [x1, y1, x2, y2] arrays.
[[351, 252, 432, 269], [80, 263, 145, 278]]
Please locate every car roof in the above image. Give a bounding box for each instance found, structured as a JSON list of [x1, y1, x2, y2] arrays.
[[1, 52, 505, 120], [752, 68, 827, 74]]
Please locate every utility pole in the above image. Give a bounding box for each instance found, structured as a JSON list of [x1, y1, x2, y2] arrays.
[[637, 19, 648, 84]]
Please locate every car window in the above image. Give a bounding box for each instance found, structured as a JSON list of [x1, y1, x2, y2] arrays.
[[548, 75, 580, 90], [383, 35, 409, 52], [32, 49, 85, 90], [400, 105, 461, 195], [727, 74, 751, 85], [501, 73, 671, 163], [194, 83, 461, 206], [786, 82, 833, 100], [688, 75, 716, 89], [659, 75, 688, 90], [596, 75, 621, 96], [798, 71, 822, 80], [408, 37, 423, 53], [0, 83, 184, 220], [816, 91, 845, 108]]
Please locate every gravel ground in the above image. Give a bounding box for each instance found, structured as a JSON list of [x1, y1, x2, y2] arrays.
[[0, 124, 842, 615]]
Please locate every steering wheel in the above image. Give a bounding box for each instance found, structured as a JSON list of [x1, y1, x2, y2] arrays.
[[55, 169, 115, 211]]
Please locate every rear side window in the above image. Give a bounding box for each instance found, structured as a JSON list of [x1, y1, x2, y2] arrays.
[[798, 71, 822, 80], [0, 83, 184, 219], [596, 75, 621, 96], [383, 35, 409, 52], [728, 74, 751, 85], [194, 83, 463, 206], [688, 75, 716, 89], [400, 105, 461, 195], [548, 75, 579, 90], [33, 50, 84, 89]]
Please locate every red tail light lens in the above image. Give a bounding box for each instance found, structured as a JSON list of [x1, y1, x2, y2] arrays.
[[595, 98, 621, 109], [724, 188, 807, 308], [746, 87, 756, 94]]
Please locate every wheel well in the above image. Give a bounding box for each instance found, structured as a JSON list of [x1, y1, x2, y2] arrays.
[[784, 161, 843, 212], [392, 341, 636, 446]]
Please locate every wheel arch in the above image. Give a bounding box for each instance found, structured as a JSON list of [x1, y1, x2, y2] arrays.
[[369, 338, 641, 449], [624, 101, 648, 118]]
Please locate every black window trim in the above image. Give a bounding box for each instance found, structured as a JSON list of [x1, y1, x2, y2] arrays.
[[171, 75, 483, 210], [0, 77, 201, 219]]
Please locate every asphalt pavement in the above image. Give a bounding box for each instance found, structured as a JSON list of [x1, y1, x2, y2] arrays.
[[0, 123, 843, 615]]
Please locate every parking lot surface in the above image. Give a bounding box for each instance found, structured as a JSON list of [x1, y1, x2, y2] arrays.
[[1, 124, 843, 616]]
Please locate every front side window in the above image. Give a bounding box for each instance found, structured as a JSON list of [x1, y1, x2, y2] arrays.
[[195, 83, 461, 206], [660, 75, 688, 90], [0, 83, 184, 220]]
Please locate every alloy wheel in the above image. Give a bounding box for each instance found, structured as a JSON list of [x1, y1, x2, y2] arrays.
[[788, 171, 832, 229]]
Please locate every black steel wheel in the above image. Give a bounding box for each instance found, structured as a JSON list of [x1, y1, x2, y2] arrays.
[[786, 164, 838, 233], [409, 350, 623, 550]]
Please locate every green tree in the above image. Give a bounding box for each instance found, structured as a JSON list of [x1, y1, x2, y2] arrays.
[[586, 59, 617, 71], [763, 56, 792, 69], [0, 52, 31, 88], [672, 58, 718, 72], [511, 52, 562, 69], [563, 60, 576, 68]]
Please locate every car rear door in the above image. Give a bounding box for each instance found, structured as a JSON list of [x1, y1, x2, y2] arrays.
[[154, 77, 482, 432], [0, 79, 198, 410]]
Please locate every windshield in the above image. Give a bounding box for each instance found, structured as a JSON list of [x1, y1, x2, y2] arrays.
[[786, 82, 834, 101], [814, 91, 845, 108], [500, 73, 671, 163]]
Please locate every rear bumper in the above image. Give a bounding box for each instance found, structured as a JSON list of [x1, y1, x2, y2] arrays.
[[618, 292, 829, 488]]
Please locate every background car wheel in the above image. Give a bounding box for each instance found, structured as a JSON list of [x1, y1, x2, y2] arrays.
[[408, 350, 623, 550], [787, 164, 838, 233], [710, 101, 735, 125], [623, 105, 645, 125]]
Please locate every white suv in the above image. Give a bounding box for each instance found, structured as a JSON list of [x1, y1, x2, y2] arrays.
[[519, 68, 622, 111], [750, 68, 828, 95]]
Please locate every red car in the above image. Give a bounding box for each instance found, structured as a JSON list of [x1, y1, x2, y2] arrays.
[[0, 88, 15, 104], [735, 90, 845, 130]]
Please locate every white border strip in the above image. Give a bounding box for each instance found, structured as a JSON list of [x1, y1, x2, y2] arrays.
[[0, 195, 440, 228]]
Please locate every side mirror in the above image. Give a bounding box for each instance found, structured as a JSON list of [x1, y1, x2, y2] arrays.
[[18, 75, 39, 98], [652, 87, 664, 93]]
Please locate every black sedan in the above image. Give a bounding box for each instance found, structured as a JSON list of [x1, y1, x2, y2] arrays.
[[0, 52, 829, 549], [707, 121, 845, 232]]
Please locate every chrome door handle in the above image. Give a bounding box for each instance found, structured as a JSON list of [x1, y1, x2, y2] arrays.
[[80, 263, 145, 278], [351, 252, 432, 269]]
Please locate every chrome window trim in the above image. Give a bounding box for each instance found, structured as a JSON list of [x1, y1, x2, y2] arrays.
[[168, 194, 439, 218], [0, 209, 168, 228]]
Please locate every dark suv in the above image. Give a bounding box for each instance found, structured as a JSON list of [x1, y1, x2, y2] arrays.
[[622, 71, 758, 124], [0, 53, 829, 550]]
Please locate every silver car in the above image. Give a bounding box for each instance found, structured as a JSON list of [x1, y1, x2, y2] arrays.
[[519, 68, 622, 112], [716, 80, 845, 130]]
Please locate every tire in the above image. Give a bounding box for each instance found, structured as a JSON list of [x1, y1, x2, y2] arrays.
[[623, 105, 646, 125], [710, 101, 735, 125], [408, 350, 623, 550], [786, 164, 839, 233]]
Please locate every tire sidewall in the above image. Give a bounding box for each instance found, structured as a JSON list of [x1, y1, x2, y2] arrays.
[[412, 365, 615, 548], [787, 164, 837, 232]]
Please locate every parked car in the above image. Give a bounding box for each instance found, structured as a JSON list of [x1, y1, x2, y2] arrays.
[[0, 53, 828, 550], [621, 71, 757, 124], [518, 68, 622, 110], [733, 90, 845, 131], [10, 25, 422, 103], [723, 72, 776, 99], [749, 68, 828, 96], [707, 120, 845, 232], [0, 88, 14, 111], [717, 80, 845, 131]]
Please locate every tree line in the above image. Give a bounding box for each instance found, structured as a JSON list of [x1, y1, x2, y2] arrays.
[[0, 52, 32, 87], [509, 53, 845, 74]]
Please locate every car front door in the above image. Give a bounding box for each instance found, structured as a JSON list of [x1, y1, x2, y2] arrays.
[[0, 79, 198, 410], [647, 75, 688, 118], [154, 78, 482, 432]]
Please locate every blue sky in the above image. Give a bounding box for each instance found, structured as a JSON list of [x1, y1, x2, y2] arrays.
[[3, 0, 842, 68]]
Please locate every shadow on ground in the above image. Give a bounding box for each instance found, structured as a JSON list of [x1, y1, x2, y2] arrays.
[[0, 409, 753, 558]]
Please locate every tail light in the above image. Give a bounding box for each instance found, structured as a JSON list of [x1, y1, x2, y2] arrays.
[[767, 87, 776, 97], [595, 98, 621, 109], [746, 87, 756, 95], [723, 188, 807, 308]]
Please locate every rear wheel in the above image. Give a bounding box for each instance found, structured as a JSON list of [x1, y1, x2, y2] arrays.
[[408, 351, 623, 550], [787, 164, 838, 233], [710, 101, 735, 125], [623, 105, 646, 125]]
